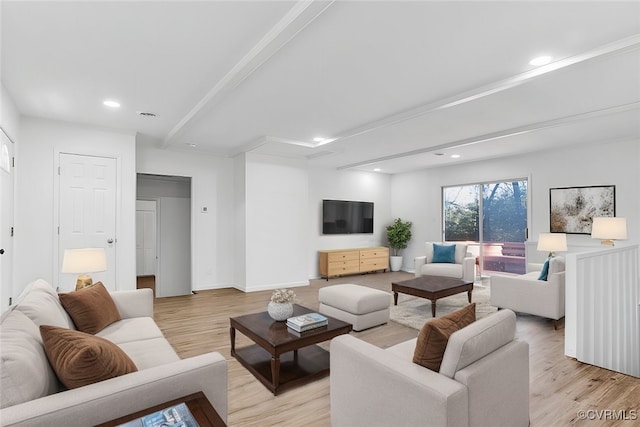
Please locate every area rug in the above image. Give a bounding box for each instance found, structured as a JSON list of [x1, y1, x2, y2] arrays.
[[389, 282, 497, 330]]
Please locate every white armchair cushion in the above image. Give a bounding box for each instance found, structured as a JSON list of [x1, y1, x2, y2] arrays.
[[439, 309, 516, 378]]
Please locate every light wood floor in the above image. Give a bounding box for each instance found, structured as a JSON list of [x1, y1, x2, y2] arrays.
[[152, 272, 640, 427]]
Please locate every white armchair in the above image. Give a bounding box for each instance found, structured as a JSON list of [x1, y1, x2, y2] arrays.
[[330, 309, 530, 427], [415, 242, 476, 282], [490, 256, 565, 329]]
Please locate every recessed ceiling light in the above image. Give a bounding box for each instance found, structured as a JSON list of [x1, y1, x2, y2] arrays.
[[451, 154, 461, 159], [434, 152, 445, 156], [313, 137, 327, 142], [529, 55, 552, 66], [103, 100, 120, 108], [373, 168, 381, 172]]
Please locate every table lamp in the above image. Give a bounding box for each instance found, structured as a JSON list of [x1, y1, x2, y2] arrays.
[[61, 248, 107, 290], [537, 233, 567, 258], [591, 217, 627, 246]]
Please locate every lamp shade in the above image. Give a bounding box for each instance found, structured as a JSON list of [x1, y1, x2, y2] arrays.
[[537, 233, 567, 253], [591, 217, 627, 245], [61, 248, 107, 273]]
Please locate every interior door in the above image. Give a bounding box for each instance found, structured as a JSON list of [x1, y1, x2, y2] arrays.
[[136, 200, 157, 276], [157, 197, 191, 297], [58, 153, 117, 291], [0, 129, 14, 310]]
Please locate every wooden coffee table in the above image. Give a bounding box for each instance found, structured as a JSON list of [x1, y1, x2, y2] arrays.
[[230, 304, 352, 395], [392, 276, 474, 317]]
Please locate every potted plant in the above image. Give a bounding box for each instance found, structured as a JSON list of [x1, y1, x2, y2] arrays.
[[386, 218, 413, 271]]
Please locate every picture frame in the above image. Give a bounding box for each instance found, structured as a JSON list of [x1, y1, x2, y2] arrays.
[[549, 185, 615, 234]]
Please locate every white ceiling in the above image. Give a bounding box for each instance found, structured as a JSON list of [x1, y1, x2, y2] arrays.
[[2, 1, 639, 174]]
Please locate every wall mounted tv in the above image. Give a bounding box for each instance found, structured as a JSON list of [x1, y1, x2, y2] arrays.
[[322, 199, 374, 234]]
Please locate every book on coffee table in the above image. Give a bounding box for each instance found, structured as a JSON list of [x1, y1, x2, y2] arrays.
[[286, 313, 328, 332]]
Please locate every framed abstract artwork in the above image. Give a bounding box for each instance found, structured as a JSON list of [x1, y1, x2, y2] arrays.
[[549, 185, 615, 234]]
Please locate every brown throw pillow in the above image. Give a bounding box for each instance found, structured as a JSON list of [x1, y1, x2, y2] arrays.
[[40, 325, 137, 389], [59, 282, 121, 334], [413, 303, 476, 372]]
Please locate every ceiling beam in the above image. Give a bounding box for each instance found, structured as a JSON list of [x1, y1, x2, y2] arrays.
[[162, 0, 334, 147], [328, 33, 640, 148], [336, 102, 640, 170]]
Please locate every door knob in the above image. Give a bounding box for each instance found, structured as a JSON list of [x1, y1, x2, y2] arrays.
[[107, 238, 114, 244], [0, 249, 4, 255]]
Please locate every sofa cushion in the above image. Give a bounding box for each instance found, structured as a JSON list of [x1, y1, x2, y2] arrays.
[[432, 244, 455, 263], [413, 303, 476, 371], [117, 338, 181, 370], [0, 310, 61, 409], [59, 282, 121, 334], [439, 309, 516, 378], [420, 263, 464, 279], [96, 317, 165, 344], [13, 279, 74, 329], [40, 325, 137, 389]]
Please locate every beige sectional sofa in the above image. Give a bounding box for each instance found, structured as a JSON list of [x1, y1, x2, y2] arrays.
[[0, 279, 227, 426], [330, 309, 529, 427]]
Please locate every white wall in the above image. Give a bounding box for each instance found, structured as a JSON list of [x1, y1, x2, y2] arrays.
[[0, 83, 20, 309], [308, 168, 393, 277], [234, 154, 247, 289], [391, 140, 640, 268], [242, 153, 309, 291], [136, 141, 235, 290], [14, 117, 136, 292]]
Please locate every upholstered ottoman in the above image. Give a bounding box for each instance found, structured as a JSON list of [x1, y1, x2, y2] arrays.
[[319, 284, 391, 331]]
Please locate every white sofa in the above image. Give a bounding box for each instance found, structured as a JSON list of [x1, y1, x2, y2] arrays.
[[0, 279, 228, 426], [330, 309, 529, 427], [490, 257, 565, 329], [415, 241, 476, 282]]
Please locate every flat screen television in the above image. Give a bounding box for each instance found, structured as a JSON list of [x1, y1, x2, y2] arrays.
[[322, 199, 374, 234]]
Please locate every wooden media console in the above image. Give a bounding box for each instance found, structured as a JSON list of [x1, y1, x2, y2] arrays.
[[318, 246, 389, 280]]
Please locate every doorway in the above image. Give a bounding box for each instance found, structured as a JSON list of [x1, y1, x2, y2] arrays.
[[136, 174, 191, 297]]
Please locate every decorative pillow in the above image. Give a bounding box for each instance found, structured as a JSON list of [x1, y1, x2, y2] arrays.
[[59, 282, 121, 334], [432, 244, 456, 264], [0, 310, 62, 409], [413, 303, 476, 371], [538, 258, 551, 281], [40, 325, 137, 389]]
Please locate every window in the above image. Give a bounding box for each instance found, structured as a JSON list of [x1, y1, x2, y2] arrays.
[[443, 179, 528, 275]]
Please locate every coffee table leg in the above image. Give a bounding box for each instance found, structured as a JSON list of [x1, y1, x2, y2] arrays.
[[431, 300, 437, 317], [271, 355, 280, 390], [230, 327, 236, 355], [468, 289, 472, 303], [393, 291, 398, 305]]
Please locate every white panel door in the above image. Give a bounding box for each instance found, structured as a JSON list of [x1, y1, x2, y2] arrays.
[[0, 129, 14, 310], [157, 197, 190, 297], [135, 200, 156, 276], [58, 153, 117, 291]]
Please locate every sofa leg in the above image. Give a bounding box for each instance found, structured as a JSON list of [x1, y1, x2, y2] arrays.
[[552, 319, 558, 330]]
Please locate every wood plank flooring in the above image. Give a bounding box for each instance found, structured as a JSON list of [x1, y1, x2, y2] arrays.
[[152, 272, 640, 426]]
